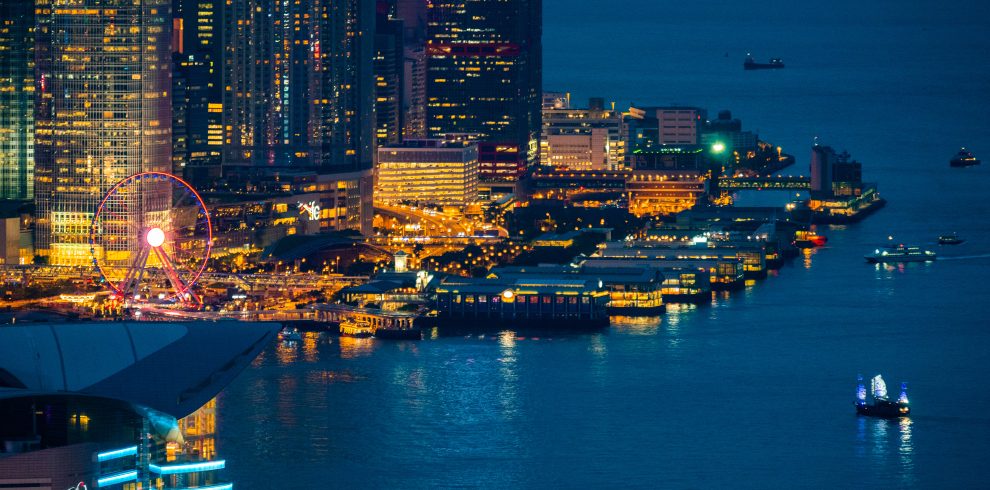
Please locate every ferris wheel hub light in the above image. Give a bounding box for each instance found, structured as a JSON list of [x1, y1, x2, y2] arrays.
[[146, 227, 166, 247]]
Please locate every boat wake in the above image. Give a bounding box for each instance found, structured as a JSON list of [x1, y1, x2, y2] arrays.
[[937, 253, 990, 261]]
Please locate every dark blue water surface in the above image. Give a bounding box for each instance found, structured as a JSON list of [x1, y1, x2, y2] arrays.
[[217, 1, 990, 487]]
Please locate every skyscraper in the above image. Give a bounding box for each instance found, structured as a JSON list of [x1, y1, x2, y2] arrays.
[[34, 0, 173, 266], [221, 0, 375, 233], [0, 2, 35, 201], [172, 0, 222, 185], [375, 1, 404, 146], [426, 0, 541, 179]]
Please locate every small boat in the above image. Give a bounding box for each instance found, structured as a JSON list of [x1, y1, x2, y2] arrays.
[[793, 230, 827, 248], [949, 148, 980, 167], [938, 233, 964, 245], [278, 327, 302, 342], [339, 319, 374, 338], [856, 374, 910, 418], [865, 244, 936, 263], [744, 54, 785, 70]]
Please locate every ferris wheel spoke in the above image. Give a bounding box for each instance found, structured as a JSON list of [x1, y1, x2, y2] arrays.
[[119, 246, 151, 300], [153, 246, 200, 305]]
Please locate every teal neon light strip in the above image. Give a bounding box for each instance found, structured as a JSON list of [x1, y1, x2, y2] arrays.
[[149, 459, 226, 475], [172, 483, 233, 490], [97, 446, 138, 462], [97, 470, 137, 487]]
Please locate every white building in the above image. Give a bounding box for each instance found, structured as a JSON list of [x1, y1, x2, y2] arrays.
[[376, 139, 479, 206]]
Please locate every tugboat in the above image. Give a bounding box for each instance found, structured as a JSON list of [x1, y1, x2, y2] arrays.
[[865, 244, 936, 263], [949, 148, 980, 167], [744, 54, 785, 70], [793, 230, 827, 248], [856, 374, 910, 418], [938, 233, 965, 245]]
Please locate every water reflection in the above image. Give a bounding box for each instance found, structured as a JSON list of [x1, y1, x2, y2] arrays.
[[276, 338, 300, 364], [338, 336, 376, 359], [609, 315, 662, 335], [855, 416, 915, 485], [802, 247, 818, 269], [302, 331, 320, 362], [497, 330, 520, 419]]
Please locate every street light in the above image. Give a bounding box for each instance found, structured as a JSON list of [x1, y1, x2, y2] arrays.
[[711, 142, 726, 154]]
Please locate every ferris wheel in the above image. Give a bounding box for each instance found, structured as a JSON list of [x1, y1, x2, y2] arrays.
[[89, 172, 213, 306]]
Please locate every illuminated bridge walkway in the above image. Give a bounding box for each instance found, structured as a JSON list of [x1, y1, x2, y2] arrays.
[[719, 176, 811, 190]]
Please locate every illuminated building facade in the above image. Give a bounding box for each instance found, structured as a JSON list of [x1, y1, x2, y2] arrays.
[[541, 97, 626, 171], [395, 0, 427, 139], [34, 0, 173, 266], [434, 275, 610, 327], [222, 0, 375, 234], [173, 53, 223, 184], [0, 2, 34, 200], [172, 0, 223, 185], [375, 1, 404, 145], [376, 139, 478, 206], [426, 0, 542, 173]]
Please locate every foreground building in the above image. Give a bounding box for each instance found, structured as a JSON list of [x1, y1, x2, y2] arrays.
[[376, 139, 479, 206], [0, 320, 275, 488], [34, 1, 173, 266]]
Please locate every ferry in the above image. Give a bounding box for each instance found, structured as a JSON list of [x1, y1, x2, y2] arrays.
[[949, 148, 980, 167], [744, 54, 785, 70], [938, 233, 964, 245], [278, 326, 302, 342], [339, 319, 374, 338], [856, 374, 910, 418], [793, 230, 827, 248], [864, 244, 936, 263]]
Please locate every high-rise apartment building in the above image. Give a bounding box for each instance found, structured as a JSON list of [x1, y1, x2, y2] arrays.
[[375, 1, 404, 146], [426, 0, 541, 177], [221, 0, 375, 233], [396, 0, 427, 139], [34, 0, 173, 266], [172, 0, 222, 186], [0, 2, 35, 201]]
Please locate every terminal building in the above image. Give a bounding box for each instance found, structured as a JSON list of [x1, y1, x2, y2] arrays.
[[434, 275, 611, 327], [489, 264, 665, 316], [376, 139, 479, 207]]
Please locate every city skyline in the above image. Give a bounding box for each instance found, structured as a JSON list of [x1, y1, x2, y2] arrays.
[[1, 0, 989, 488]]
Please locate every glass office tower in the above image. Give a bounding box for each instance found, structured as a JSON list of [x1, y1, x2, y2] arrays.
[[34, 0, 172, 266]]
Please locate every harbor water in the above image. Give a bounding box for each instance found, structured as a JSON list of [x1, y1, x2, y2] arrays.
[[216, 1, 990, 487]]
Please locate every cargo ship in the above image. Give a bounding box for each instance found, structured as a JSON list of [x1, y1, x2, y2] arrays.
[[856, 374, 910, 418], [864, 244, 936, 263], [744, 54, 785, 70], [949, 148, 980, 167]]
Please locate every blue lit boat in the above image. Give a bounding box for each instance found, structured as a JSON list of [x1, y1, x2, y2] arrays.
[[856, 374, 910, 418], [864, 244, 936, 263]]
